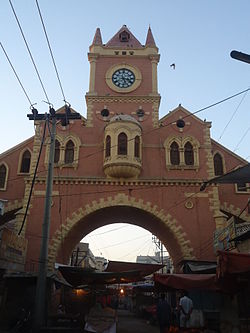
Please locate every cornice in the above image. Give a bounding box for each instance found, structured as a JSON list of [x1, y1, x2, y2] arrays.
[[29, 176, 205, 187], [85, 95, 161, 104]]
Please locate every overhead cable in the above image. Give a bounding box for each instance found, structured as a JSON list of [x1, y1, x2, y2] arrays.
[[0, 41, 33, 106], [218, 90, 248, 141], [35, 0, 66, 102], [18, 117, 48, 235], [9, 0, 50, 104], [234, 126, 250, 152]]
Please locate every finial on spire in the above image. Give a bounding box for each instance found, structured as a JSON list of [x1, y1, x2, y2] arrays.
[[92, 27, 103, 45], [145, 26, 156, 47]]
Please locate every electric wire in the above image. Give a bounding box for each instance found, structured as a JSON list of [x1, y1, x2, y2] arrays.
[[0, 42, 33, 106], [18, 118, 47, 235], [91, 233, 149, 251], [4, 87, 250, 183], [9, 0, 50, 104], [233, 126, 250, 152], [35, 0, 66, 102], [87, 225, 128, 237], [218, 90, 248, 141], [117, 238, 151, 260]]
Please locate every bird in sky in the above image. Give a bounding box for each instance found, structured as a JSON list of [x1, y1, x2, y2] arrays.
[[170, 63, 175, 69]]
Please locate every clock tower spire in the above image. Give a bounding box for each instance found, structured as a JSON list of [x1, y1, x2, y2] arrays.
[[86, 26, 160, 129]]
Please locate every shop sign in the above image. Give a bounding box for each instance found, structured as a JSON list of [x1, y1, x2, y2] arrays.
[[0, 228, 27, 264], [214, 218, 236, 252]]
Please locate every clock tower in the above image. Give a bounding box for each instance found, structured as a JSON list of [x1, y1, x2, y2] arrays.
[[86, 25, 161, 130]]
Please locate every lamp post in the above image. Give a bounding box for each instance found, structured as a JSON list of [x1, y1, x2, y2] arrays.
[[230, 50, 250, 64], [27, 105, 81, 331]]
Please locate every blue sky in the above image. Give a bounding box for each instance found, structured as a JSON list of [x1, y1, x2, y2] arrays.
[[1, 1, 249, 261]]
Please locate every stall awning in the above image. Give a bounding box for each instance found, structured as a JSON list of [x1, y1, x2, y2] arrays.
[[58, 266, 147, 287], [182, 260, 217, 274], [154, 273, 218, 291], [200, 163, 250, 191], [217, 250, 250, 276], [105, 260, 164, 276]]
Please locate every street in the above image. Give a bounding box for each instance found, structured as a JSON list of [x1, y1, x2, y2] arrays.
[[117, 309, 159, 333]]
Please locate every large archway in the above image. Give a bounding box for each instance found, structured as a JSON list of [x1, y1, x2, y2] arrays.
[[48, 194, 195, 271]]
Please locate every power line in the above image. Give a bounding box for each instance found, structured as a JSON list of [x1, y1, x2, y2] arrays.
[[0, 42, 33, 106], [87, 225, 128, 238], [218, 90, 248, 141], [18, 118, 47, 235], [86, 234, 150, 251], [9, 0, 50, 104], [4, 87, 250, 183], [234, 126, 250, 152], [35, 0, 66, 102]]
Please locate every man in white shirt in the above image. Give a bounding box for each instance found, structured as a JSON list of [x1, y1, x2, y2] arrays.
[[179, 291, 193, 328]]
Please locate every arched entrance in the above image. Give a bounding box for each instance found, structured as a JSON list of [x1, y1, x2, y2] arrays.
[[48, 193, 195, 271]]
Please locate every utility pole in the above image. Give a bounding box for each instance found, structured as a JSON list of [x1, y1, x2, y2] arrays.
[[27, 105, 81, 331], [152, 235, 165, 273]]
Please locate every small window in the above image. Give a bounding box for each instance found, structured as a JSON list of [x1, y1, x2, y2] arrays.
[[134, 136, 140, 158], [214, 153, 224, 176], [184, 142, 194, 165], [65, 140, 74, 164], [54, 140, 60, 163], [0, 164, 7, 189], [20, 150, 31, 173], [170, 142, 180, 165], [101, 108, 110, 117], [236, 182, 247, 192], [118, 133, 127, 155], [119, 31, 130, 42], [105, 136, 111, 158]]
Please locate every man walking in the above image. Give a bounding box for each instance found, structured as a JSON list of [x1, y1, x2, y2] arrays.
[[179, 290, 193, 329], [157, 293, 171, 333]]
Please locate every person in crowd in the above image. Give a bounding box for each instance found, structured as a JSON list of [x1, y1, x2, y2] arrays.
[[157, 293, 172, 333], [179, 290, 193, 329]]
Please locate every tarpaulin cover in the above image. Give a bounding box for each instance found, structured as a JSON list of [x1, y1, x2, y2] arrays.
[[154, 273, 219, 291], [200, 163, 250, 190], [58, 266, 147, 287], [105, 260, 164, 276], [217, 250, 250, 276]]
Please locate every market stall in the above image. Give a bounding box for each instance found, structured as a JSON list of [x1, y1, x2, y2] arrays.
[[84, 304, 116, 333]]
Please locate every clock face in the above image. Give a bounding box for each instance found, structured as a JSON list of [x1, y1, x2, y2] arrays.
[[112, 68, 135, 88]]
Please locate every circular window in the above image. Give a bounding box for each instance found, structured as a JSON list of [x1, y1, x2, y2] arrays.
[[176, 119, 185, 128], [136, 109, 145, 117], [112, 68, 135, 88], [101, 108, 110, 117]]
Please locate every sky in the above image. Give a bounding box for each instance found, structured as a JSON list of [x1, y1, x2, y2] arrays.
[[1, 0, 250, 261]]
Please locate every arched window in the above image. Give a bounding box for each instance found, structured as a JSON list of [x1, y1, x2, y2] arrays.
[[54, 140, 60, 163], [118, 133, 127, 155], [65, 140, 74, 164], [170, 142, 180, 165], [0, 164, 7, 189], [20, 150, 31, 173], [134, 136, 140, 158], [184, 142, 194, 165], [105, 136, 111, 158], [214, 153, 224, 176]]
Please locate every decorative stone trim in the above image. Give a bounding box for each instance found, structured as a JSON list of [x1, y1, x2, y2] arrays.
[[44, 134, 81, 170], [31, 176, 205, 187], [0, 162, 9, 191], [105, 64, 142, 93], [164, 135, 200, 169], [221, 202, 250, 222], [17, 147, 32, 175], [48, 193, 195, 270], [85, 96, 161, 104]]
